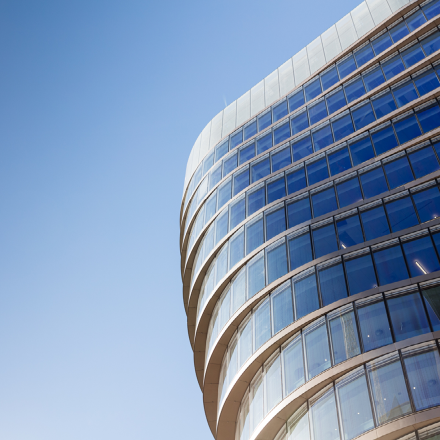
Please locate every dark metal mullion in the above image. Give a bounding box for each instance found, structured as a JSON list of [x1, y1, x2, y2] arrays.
[[363, 362, 379, 430], [416, 281, 436, 334], [382, 291, 398, 344], [398, 348, 418, 414], [409, 191, 423, 225]]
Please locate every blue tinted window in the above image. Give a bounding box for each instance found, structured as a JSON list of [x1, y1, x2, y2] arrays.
[[291, 110, 309, 135], [304, 78, 322, 101], [336, 177, 363, 208], [321, 66, 339, 90], [401, 43, 426, 68], [360, 166, 389, 198], [361, 205, 390, 240], [434, 232, 440, 255], [385, 154, 415, 191], [289, 232, 313, 271], [338, 56, 357, 79], [363, 66, 386, 92], [230, 230, 244, 268], [372, 91, 397, 119], [205, 193, 217, 224], [233, 168, 249, 196], [248, 254, 265, 297], [215, 141, 229, 162], [371, 124, 398, 155], [271, 146, 291, 172], [406, 9, 426, 31], [258, 112, 272, 131], [215, 213, 229, 248], [421, 285, 440, 331], [286, 167, 307, 194], [332, 113, 354, 142], [230, 198, 245, 229], [288, 89, 305, 113], [403, 236, 440, 276], [292, 134, 313, 160], [247, 186, 265, 216], [239, 143, 255, 164], [256, 133, 273, 155], [417, 104, 440, 133], [355, 44, 375, 67], [203, 152, 214, 175], [267, 242, 288, 284], [287, 196, 311, 228], [328, 147, 351, 176], [337, 215, 364, 249], [246, 217, 264, 254], [273, 101, 288, 122], [251, 157, 270, 183], [382, 55, 405, 80], [274, 122, 291, 145], [352, 102, 376, 130], [293, 273, 319, 319], [413, 69, 440, 96], [435, 141, 440, 158], [312, 187, 338, 217], [372, 32, 393, 55], [318, 263, 348, 306], [267, 177, 286, 204], [408, 146, 440, 178], [344, 77, 366, 103], [345, 254, 378, 296], [223, 153, 237, 176], [412, 186, 440, 222], [309, 101, 328, 127], [349, 135, 375, 166], [313, 223, 338, 258], [387, 292, 430, 341], [385, 196, 418, 232], [244, 121, 257, 140], [230, 131, 243, 150], [423, 0, 440, 19], [420, 30, 440, 55], [312, 123, 334, 151], [326, 88, 347, 114], [393, 114, 422, 144], [392, 81, 418, 107], [272, 285, 293, 334], [389, 21, 409, 43], [209, 163, 222, 190], [266, 208, 286, 241], [218, 180, 232, 209], [307, 157, 329, 185], [373, 244, 409, 285]]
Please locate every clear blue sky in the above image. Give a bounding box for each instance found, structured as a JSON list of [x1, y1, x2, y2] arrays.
[[0, 1, 362, 439]]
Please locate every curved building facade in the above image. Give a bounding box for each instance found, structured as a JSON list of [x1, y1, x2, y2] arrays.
[[179, 1, 440, 440]]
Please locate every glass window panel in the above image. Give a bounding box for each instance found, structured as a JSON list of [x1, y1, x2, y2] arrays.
[[210, 163, 223, 190], [363, 66, 386, 92], [332, 113, 354, 142], [272, 284, 293, 334], [344, 77, 366, 103], [360, 166, 389, 198], [386, 195, 419, 232], [312, 187, 338, 217], [367, 354, 411, 424], [305, 78, 322, 102], [392, 81, 419, 108], [267, 242, 288, 284], [289, 232, 313, 271], [434, 232, 440, 256], [271, 146, 291, 173], [352, 102, 376, 130], [231, 131, 243, 150], [304, 319, 331, 379], [326, 88, 347, 114], [250, 375, 264, 432], [336, 177, 363, 208], [355, 44, 375, 67], [215, 141, 229, 162], [230, 229, 245, 269], [328, 147, 352, 176], [408, 146, 440, 178], [337, 215, 364, 249], [312, 223, 338, 258], [248, 253, 265, 298], [291, 111, 310, 135], [310, 388, 340, 440], [216, 245, 229, 285], [244, 121, 257, 141], [239, 142, 256, 165], [266, 207, 286, 241], [287, 167, 307, 194], [232, 269, 246, 315], [247, 186, 265, 216], [361, 205, 390, 241], [273, 101, 288, 122], [421, 30, 440, 55], [246, 217, 264, 255], [382, 55, 405, 80], [373, 244, 409, 285], [383, 156, 414, 189], [218, 180, 232, 209], [215, 211, 229, 244], [307, 157, 329, 185], [205, 193, 218, 224], [435, 141, 440, 159], [417, 104, 440, 134], [258, 112, 272, 132], [292, 135, 313, 160], [293, 273, 320, 319], [251, 157, 270, 183], [312, 124, 334, 151], [321, 66, 340, 91], [357, 298, 392, 351], [308, 100, 328, 125], [256, 133, 273, 155], [372, 32, 393, 55], [288, 89, 305, 113], [287, 197, 312, 228], [274, 122, 291, 145], [239, 319, 253, 367], [233, 168, 250, 196], [387, 291, 430, 341], [345, 253, 378, 295], [402, 43, 426, 68], [414, 69, 440, 96], [413, 186, 440, 223], [372, 91, 397, 119], [403, 235, 440, 276], [203, 152, 214, 175], [422, 285, 440, 331], [406, 9, 427, 31], [349, 136, 375, 166], [254, 299, 271, 351], [389, 21, 409, 43], [371, 123, 399, 155], [267, 177, 286, 204], [283, 337, 305, 396], [318, 262, 348, 306], [338, 56, 357, 79], [265, 356, 282, 413], [423, 0, 440, 19]]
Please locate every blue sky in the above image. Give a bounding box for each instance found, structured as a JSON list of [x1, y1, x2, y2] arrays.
[[0, 1, 362, 439]]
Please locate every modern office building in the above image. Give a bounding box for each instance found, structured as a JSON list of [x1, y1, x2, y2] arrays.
[[179, 1, 440, 440]]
